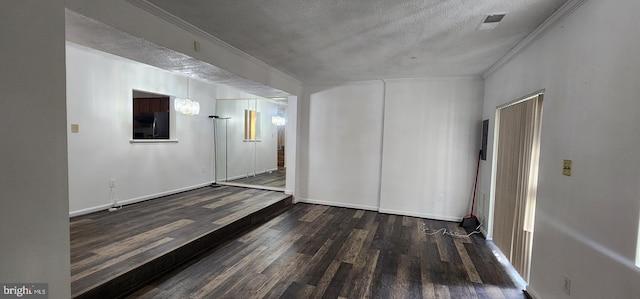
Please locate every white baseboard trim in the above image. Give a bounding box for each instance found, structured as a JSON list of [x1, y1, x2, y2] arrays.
[[526, 286, 541, 299], [217, 168, 280, 182], [217, 175, 239, 182], [216, 181, 284, 192], [377, 208, 461, 222], [69, 182, 213, 217], [70, 203, 114, 217], [481, 228, 490, 239], [296, 199, 463, 222], [297, 198, 379, 212]]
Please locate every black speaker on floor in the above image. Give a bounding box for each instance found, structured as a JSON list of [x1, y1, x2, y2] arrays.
[[481, 119, 489, 161]]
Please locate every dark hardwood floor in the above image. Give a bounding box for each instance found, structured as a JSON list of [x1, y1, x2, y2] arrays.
[[230, 171, 286, 188], [128, 204, 526, 299], [70, 186, 292, 298]]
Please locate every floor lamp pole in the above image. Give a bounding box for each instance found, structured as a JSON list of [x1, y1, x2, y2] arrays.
[[224, 118, 229, 181], [209, 116, 218, 186], [209, 115, 231, 185]]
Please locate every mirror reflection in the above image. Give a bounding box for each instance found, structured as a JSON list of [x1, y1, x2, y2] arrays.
[[214, 98, 287, 190]]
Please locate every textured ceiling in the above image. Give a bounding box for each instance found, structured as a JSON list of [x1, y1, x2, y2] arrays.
[[66, 0, 571, 94], [65, 10, 291, 98], [145, 0, 570, 84]]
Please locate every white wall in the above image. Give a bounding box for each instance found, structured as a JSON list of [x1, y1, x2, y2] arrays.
[[479, 1, 640, 298], [379, 78, 484, 221], [298, 82, 385, 210], [67, 44, 217, 215], [298, 78, 484, 218], [0, 1, 70, 297]]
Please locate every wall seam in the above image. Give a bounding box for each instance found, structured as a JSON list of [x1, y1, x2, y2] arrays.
[[376, 79, 387, 211]]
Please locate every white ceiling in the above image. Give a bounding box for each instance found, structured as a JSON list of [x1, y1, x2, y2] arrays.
[[144, 0, 570, 83], [66, 0, 570, 95]]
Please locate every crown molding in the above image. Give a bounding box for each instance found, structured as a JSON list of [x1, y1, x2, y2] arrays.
[[382, 76, 483, 83], [303, 75, 483, 89], [125, 0, 301, 86], [483, 0, 589, 79], [304, 79, 385, 88]]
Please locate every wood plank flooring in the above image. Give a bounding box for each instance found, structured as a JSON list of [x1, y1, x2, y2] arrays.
[[128, 204, 526, 299], [230, 171, 286, 188], [70, 186, 292, 298]]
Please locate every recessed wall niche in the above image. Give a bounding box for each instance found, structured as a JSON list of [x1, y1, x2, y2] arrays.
[[132, 90, 170, 139]]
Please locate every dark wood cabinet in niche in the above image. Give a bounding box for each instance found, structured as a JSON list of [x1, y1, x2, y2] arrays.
[[133, 90, 170, 139]]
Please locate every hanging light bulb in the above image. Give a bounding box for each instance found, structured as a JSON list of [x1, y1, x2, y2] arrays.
[[175, 77, 200, 116], [271, 115, 286, 126], [175, 98, 200, 115]]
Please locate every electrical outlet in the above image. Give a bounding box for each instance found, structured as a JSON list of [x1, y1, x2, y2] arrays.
[[109, 179, 116, 188], [562, 274, 571, 295]]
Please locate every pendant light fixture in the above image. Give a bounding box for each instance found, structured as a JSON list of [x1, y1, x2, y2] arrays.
[[175, 77, 200, 115]]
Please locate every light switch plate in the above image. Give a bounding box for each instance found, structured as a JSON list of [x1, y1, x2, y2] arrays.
[[71, 124, 79, 133], [563, 159, 572, 176]]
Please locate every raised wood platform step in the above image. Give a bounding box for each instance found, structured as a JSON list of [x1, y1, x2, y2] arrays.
[[70, 186, 292, 299]]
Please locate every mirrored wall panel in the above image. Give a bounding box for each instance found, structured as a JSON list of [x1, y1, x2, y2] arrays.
[[214, 98, 287, 190]]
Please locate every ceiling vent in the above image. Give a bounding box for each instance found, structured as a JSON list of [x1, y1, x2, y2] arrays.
[[478, 14, 506, 31]]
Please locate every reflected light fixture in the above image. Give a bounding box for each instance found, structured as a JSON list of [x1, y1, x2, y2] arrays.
[[175, 77, 200, 115], [271, 115, 286, 126]]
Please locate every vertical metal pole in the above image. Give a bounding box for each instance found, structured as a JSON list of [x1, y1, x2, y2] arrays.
[[212, 119, 218, 183], [225, 118, 229, 181]]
